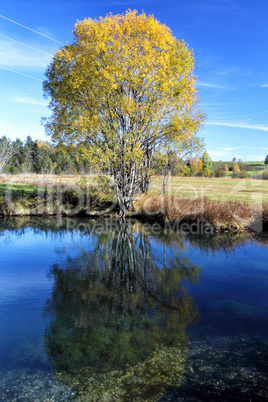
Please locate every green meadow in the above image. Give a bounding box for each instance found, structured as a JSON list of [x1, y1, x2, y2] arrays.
[[149, 176, 268, 204]]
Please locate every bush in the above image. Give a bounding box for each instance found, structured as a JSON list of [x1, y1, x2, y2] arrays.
[[237, 170, 249, 179], [214, 169, 225, 178], [9, 166, 19, 174]]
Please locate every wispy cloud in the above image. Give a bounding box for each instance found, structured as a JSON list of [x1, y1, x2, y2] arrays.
[[0, 66, 43, 81], [207, 150, 225, 157], [196, 82, 228, 89], [261, 84, 268, 88], [0, 14, 63, 44], [0, 38, 53, 68], [222, 146, 268, 151], [206, 121, 268, 132], [246, 147, 268, 150], [245, 154, 267, 159], [13, 96, 48, 106]]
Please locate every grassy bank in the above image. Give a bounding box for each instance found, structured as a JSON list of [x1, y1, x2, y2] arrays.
[[134, 194, 268, 233], [0, 179, 116, 217], [0, 174, 268, 232]]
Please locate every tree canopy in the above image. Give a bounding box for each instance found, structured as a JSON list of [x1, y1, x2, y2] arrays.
[[43, 10, 205, 217]]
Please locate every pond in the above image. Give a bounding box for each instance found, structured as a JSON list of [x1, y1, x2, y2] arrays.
[[0, 217, 268, 401]]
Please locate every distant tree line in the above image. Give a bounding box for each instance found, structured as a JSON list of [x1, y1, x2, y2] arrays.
[[0, 135, 206, 177], [0, 135, 266, 179], [153, 152, 248, 178], [0, 136, 101, 175]]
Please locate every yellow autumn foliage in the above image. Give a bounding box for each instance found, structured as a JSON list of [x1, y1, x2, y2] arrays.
[[44, 10, 204, 216]]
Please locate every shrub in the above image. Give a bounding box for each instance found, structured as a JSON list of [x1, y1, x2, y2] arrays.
[[6, 166, 19, 174], [237, 170, 249, 179]]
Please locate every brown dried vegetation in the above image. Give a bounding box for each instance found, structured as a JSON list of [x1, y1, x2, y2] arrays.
[[135, 194, 268, 231]]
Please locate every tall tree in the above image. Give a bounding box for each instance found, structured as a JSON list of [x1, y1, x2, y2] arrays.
[[33, 140, 54, 174], [190, 156, 199, 176], [43, 10, 204, 218], [224, 163, 229, 178], [202, 151, 212, 176], [233, 161, 240, 177], [22, 136, 35, 173]]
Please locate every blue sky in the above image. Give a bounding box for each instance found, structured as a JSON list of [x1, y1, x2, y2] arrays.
[[0, 0, 267, 161]]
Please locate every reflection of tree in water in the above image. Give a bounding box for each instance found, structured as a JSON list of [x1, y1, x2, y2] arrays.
[[44, 222, 201, 401]]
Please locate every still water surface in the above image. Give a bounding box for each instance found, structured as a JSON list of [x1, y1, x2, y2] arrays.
[[0, 218, 268, 400]]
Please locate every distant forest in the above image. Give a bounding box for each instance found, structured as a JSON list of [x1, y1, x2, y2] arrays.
[[0, 136, 96, 175], [0, 135, 266, 177]]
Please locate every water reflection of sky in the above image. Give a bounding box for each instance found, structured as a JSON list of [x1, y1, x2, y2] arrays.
[[147, 233, 268, 338], [0, 229, 93, 301], [0, 228, 96, 353], [182, 240, 268, 338]]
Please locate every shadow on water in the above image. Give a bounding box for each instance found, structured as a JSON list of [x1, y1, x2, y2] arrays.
[[42, 221, 201, 401]]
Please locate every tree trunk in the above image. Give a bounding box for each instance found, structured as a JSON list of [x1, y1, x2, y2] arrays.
[[140, 148, 152, 194], [162, 169, 170, 194], [114, 164, 138, 220]]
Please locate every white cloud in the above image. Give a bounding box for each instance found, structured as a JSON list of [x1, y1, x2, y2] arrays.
[[0, 38, 53, 68], [13, 96, 48, 106], [206, 121, 268, 132], [246, 154, 267, 159], [246, 147, 268, 150], [0, 66, 43, 81], [196, 82, 228, 89], [206, 150, 225, 157], [260, 84, 268, 87], [221, 146, 268, 151]]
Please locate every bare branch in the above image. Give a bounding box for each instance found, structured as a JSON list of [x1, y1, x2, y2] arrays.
[[0, 138, 18, 173]]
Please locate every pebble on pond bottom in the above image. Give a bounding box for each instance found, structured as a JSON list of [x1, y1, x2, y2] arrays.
[[0, 336, 268, 401]]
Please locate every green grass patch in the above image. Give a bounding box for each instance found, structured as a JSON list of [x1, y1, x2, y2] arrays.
[[0, 183, 38, 198], [149, 176, 268, 203], [0, 177, 116, 216]]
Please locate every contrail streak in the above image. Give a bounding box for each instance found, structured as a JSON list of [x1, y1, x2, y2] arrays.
[[0, 14, 63, 44]]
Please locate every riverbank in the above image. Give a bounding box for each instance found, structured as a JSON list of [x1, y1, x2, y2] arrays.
[[133, 194, 268, 233], [0, 182, 267, 233]]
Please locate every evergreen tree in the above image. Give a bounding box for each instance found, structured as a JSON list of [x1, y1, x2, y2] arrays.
[[201, 152, 212, 176]]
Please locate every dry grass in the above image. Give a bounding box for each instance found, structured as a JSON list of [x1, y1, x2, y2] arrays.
[[135, 194, 252, 225], [0, 173, 97, 187], [149, 176, 268, 204], [134, 194, 268, 232], [1, 174, 267, 204]]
